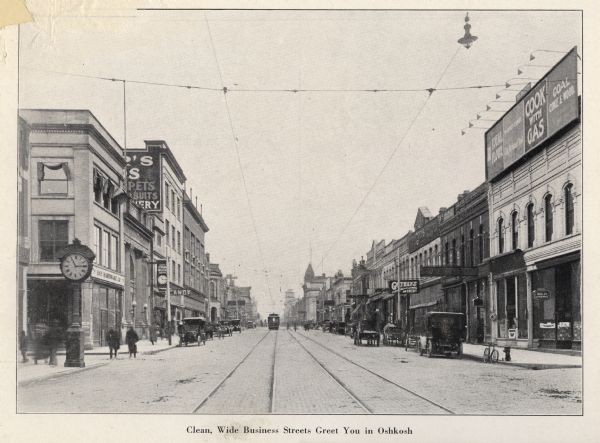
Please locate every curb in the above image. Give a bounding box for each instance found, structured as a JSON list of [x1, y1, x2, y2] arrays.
[[459, 352, 581, 370], [18, 361, 109, 387]]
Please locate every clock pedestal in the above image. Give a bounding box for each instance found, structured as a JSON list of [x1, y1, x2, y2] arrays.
[[64, 283, 85, 367]]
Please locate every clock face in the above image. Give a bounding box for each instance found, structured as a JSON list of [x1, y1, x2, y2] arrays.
[[61, 253, 92, 281], [157, 275, 168, 285]]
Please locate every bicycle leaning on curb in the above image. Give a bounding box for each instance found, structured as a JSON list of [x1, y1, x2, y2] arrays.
[[483, 342, 500, 363]]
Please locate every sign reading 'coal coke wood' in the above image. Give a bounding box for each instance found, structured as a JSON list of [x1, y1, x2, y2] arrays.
[[486, 47, 578, 181]]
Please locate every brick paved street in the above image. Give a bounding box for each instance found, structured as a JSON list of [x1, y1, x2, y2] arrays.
[[17, 328, 582, 415]]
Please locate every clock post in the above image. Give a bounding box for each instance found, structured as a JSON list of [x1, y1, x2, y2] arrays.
[[57, 239, 95, 368]]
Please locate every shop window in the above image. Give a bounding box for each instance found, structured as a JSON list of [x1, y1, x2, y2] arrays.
[[517, 274, 528, 339], [496, 279, 506, 338], [511, 212, 519, 251], [545, 194, 553, 242], [565, 184, 574, 235], [38, 162, 69, 195], [527, 203, 535, 248], [497, 218, 504, 254], [39, 220, 68, 261]]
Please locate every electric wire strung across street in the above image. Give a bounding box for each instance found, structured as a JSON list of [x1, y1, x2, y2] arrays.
[[315, 46, 462, 273], [21, 66, 533, 95], [203, 12, 275, 308]]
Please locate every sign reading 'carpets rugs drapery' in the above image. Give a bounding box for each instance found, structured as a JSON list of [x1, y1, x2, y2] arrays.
[[485, 47, 578, 181], [126, 150, 162, 211]]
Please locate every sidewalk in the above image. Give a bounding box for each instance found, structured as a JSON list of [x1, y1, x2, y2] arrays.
[[461, 343, 582, 369], [18, 337, 178, 386]]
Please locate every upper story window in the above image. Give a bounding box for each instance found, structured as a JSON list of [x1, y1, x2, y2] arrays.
[[498, 218, 504, 254], [165, 183, 170, 209], [479, 224, 484, 262], [434, 245, 438, 266], [565, 184, 574, 235], [38, 162, 70, 195], [545, 194, 554, 242], [171, 190, 176, 213], [444, 242, 449, 265], [165, 220, 170, 245], [511, 212, 519, 251], [451, 238, 457, 265], [468, 229, 474, 266], [460, 235, 465, 266], [93, 169, 119, 215], [39, 220, 68, 261], [527, 203, 535, 248]]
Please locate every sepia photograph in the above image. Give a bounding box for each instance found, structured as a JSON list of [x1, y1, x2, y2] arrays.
[[1, 1, 596, 441]]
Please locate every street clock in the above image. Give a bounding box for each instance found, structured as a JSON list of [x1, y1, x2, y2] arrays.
[[57, 239, 96, 282]]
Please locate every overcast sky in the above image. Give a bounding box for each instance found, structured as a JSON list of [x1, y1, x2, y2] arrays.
[[19, 7, 582, 316]]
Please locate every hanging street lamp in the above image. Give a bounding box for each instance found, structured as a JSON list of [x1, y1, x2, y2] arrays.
[[457, 12, 478, 49]]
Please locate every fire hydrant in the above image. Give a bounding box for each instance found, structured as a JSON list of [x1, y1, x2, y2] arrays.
[[503, 346, 511, 362]]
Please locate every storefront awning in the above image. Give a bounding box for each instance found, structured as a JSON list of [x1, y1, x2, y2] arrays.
[[382, 292, 396, 301], [409, 300, 439, 310], [366, 293, 386, 304]]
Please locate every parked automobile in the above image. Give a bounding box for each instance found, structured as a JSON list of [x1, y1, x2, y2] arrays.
[[178, 317, 207, 346], [231, 319, 242, 333], [417, 312, 465, 358], [245, 320, 255, 329]]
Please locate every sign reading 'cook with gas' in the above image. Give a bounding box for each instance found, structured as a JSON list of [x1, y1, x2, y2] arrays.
[[486, 47, 578, 181]]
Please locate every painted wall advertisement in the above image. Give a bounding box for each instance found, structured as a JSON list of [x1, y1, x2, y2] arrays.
[[486, 47, 578, 180], [126, 150, 162, 211]]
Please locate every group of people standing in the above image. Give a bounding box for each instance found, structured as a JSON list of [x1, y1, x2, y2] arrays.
[[107, 327, 140, 359]]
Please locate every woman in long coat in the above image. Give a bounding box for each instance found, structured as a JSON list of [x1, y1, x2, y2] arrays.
[[125, 327, 139, 358], [107, 328, 120, 359]]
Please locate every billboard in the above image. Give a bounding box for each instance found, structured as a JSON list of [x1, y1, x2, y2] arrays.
[[126, 150, 162, 212], [486, 47, 578, 181]]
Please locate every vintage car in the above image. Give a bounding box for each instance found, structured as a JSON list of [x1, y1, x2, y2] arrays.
[[417, 312, 465, 358], [231, 319, 242, 333], [382, 323, 404, 346], [245, 320, 255, 329], [178, 317, 207, 346]]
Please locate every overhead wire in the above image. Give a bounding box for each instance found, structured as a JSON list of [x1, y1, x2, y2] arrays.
[[203, 12, 276, 309], [315, 45, 463, 274], [21, 66, 531, 95]]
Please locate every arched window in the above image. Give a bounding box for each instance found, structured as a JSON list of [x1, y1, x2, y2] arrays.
[[511, 212, 519, 251], [444, 242, 449, 265], [434, 245, 438, 265], [545, 195, 553, 242], [565, 184, 574, 235], [460, 235, 465, 266], [498, 218, 504, 254], [527, 203, 535, 248]]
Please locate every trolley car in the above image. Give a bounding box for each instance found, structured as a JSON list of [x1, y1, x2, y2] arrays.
[[267, 313, 280, 330]]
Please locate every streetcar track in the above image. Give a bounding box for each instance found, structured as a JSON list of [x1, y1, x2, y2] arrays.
[[293, 330, 455, 414], [287, 330, 372, 414], [269, 329, 278, 413], [192, 329, 272, 413]]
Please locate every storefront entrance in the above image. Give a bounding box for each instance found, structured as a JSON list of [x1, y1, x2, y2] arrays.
[[27, 279, 69, 342], [532, 258, 581, 349]]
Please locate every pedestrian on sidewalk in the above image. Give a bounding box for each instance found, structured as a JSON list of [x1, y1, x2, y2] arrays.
[[149, 324, 157, 346], [107, 328, 120, 359], [46, 320, 62, 366], [126, 327, 139, 358], [19, 330, 29, 363]]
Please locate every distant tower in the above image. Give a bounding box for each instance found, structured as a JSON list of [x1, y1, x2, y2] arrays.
[[304, 263, 315, 283]]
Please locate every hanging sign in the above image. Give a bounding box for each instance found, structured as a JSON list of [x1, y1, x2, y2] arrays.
[[126, 150, 162, 212]]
